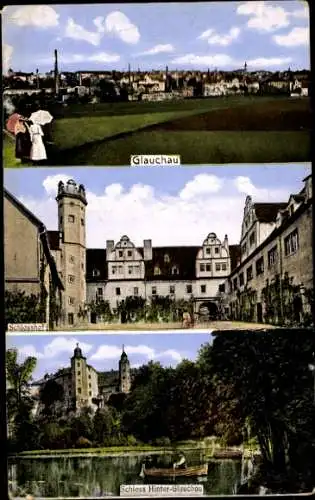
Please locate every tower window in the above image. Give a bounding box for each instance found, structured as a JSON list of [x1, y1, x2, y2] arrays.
[[68, 275, 75, 283], [78, 388, 81, 394], [186, 284, 192, 294], [81, 218, 84, 226], [89, 391, 92, 396], [215, 247, 219, 254], [134, 287, 139, 296], [118, 250, 123, 257], [215, 263, 221, 271], [128, 266, 133, 274], [68, 297, 75, 305], [68, 215, 75, 223], [89, 383, 91, 388], [152, 286, 157, 295], [97, 287, 103, 296], [77, 371, 81, 375], [127, 250, 132, 257], [112, 266, 116, 274], [170, 285, 175, 294], [69, 255, 75, 263], [222, 263, 227, 271], [116, 287, 121, 296], [206, 264, 211, 272], [68, 313, 74, 325], [200, 264, 205, 272], [201, 285, 206, 293]]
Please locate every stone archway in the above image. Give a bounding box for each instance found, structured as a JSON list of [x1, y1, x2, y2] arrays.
[[198, 301, 218, 320]]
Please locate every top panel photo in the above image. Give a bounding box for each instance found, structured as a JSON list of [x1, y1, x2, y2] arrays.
[[2, 1, 311, 168]]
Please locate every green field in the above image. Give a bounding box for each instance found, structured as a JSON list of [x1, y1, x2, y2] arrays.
[[4, 96, 311, 166]]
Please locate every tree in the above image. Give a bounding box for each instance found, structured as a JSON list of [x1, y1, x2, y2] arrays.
[[6, 349, 37, 420], [39, 379, 64, 417], [5, 290, 46, 328], [209, 329, 315, 490]]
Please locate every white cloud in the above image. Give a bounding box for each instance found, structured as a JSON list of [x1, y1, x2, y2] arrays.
[[18, 344, 44, 361], [237, 1, 290, 32], [89, 344, 182, 365], [65, 18, 102, 46], [171, 53, 235, 67], [157, 349, 182, 363], [39, 52, 120, 66], [171, 53, 291, 69], [135, 44, 175, 56], [273, 27, 309, 47], [247, 56, 292, 68], [43, 174, 72, 197], [179, 174, 224, 200], [8, 5, 59, 28], [17, 337, 93, 364], [199, 27, 241, 46], [233, 176, 287, 200], [290, 5, 309, 20], [2, 44, 13, 73], [17, 172, 295, 247], [95, 11, 140, 44]]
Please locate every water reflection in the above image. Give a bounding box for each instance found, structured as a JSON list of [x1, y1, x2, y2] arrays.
[[8, 451, 245, 498]]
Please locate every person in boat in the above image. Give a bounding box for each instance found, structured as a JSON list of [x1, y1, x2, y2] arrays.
[[173, 452, 187, 469]]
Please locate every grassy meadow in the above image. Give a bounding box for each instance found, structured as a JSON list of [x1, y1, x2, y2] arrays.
[[3, 96, 311, 166]]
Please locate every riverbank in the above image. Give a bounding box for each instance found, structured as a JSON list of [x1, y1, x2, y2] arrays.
[[9, 442, 261, 460]]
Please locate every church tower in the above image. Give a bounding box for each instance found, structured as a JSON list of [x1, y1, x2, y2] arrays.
[[119, 346, 131, 393], [56, 179, 87, 326], [71, 343, 89, 410]]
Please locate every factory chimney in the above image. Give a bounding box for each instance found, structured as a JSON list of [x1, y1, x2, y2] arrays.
[[54, 49, 59, 95]]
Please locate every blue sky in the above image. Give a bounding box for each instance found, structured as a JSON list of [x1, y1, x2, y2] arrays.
[[2, 2, 310, 73], [4, 163, 310, 246], [6, 333, 213, 380]]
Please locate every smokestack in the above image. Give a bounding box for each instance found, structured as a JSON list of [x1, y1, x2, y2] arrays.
[[54, 49, 59, 95]]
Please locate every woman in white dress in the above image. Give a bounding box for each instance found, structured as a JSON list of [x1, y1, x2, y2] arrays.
[[26, 120, 47, 162]]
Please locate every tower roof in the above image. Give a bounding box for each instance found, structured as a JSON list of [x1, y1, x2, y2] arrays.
[[121, 345, 128, 360], [56, 179, 88, 206], [73, 343, 83, 358]]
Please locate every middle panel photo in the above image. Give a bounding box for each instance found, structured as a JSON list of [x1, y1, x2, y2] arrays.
[[4, 163, 310, 333]]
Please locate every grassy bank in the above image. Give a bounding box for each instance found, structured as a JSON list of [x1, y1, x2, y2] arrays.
[[61, 130, 310, 166]]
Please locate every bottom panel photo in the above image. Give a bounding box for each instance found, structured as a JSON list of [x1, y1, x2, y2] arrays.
[[6, 329, 315, 499]]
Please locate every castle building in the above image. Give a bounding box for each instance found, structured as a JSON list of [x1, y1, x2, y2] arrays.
[[223, 174, 313, 325], [29, 344, 132, 416]]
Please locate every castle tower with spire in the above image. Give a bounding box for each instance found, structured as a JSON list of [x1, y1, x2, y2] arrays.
[[71, 343, 89, 409], [119, 345, 131, 393], [56, 180, 87, 326]]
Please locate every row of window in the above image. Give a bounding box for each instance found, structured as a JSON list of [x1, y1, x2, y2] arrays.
[[101, 283, 210, 297], [112, 265, 141, 275], [233, 229, 299, 290], [77, 387, 92, 397], [200, 262, 227, 272]]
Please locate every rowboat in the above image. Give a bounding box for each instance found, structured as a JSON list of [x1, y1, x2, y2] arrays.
[[141, 463, 208, 478], [213, 450, 242, 459]]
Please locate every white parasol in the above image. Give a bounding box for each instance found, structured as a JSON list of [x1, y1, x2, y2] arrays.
[[30, 110, 53, 125]]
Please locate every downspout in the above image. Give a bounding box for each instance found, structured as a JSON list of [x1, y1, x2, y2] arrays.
[[278, 234, 284, 323]]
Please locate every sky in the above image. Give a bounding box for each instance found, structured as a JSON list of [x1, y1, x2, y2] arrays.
[[4, 163, 311, 247], [6, 332, 213, 380], [2, 1, 310, 74]]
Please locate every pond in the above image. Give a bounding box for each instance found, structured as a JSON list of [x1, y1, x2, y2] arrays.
[[8, 450, 251, 498]]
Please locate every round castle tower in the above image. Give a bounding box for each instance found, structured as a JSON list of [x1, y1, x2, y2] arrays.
[[56, 180, 87, 326], [119, 345, 131, 393]]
